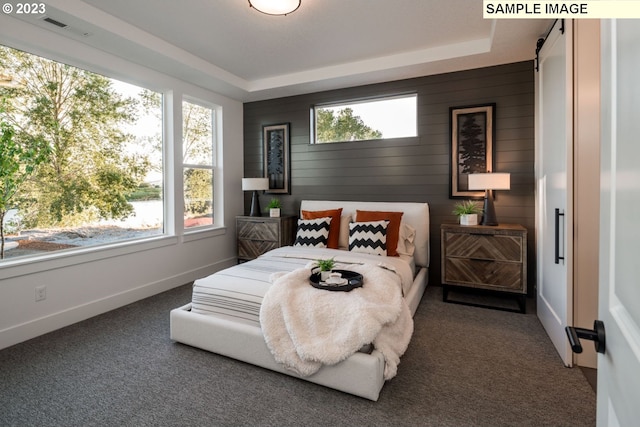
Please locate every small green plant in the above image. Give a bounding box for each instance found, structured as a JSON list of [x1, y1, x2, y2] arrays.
[[266, 198, 281, 210], [316, 257, 335, 271], [452, 200, 483, 216]]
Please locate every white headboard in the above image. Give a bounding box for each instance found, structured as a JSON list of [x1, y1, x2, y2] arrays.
[[300, 200, 430, 268]]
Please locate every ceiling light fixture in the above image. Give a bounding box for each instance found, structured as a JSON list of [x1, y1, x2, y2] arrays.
[[248, 0, 301, 16]]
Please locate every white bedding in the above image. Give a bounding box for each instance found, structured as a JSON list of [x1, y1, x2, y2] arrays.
[[261, 262, 412, 380], [172, 200, 430, 400], [190, 246, 416, 326]]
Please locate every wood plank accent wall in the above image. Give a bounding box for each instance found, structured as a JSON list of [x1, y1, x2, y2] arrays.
[[243, 61, 535, 290]]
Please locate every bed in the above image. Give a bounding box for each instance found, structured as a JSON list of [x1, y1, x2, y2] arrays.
[[170, 200, 430, 401]]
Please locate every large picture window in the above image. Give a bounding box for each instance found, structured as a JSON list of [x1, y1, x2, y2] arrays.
[[0, 45, 163, 261], [312, 94, 417, 144], [182, 100, 215, 229]]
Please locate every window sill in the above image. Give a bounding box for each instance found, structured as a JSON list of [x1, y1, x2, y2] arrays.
[[308, 136, 420, 149], [0, 235, 179, 280], [183, 226, 227, 243]]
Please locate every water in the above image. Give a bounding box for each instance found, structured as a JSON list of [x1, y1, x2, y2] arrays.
[[98, 200, 163, 228], [3, 200, 163, 230]]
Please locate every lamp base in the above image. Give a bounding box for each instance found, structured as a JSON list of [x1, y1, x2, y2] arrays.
[[250, 190, 262, 217], [481, 190, 499, 226]]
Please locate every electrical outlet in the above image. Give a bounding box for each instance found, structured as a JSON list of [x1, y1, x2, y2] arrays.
[[35, 285, 46, 302]]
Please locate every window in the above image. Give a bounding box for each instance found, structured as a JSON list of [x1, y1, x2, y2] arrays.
[[182, 100, 215, 229], [312, 94, 417, 144], [0, 44, 163, 261]]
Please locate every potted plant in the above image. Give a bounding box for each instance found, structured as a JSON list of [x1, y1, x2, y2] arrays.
[[452, 200, 483, 226], [315, 258, 335, 281], [266, 198, 281, 217]]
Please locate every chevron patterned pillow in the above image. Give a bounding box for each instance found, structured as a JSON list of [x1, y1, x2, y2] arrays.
[[294, 217, 332, 247], [348, 220, 389, 256]]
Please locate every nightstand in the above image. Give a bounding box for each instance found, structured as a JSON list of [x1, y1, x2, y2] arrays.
[[441, 223, 527, 313], [236, 215, 297, 262]]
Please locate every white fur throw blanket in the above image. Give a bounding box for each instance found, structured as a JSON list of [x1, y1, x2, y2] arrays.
[[260, 263, 413, 380]]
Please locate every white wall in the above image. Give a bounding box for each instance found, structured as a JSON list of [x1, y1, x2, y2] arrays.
[[0, 16, 244, 350]]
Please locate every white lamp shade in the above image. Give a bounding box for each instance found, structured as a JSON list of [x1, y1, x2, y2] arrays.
[[468, 173, 511, 190], [249, 0, 301, 15], [242, 178, 269, 191]]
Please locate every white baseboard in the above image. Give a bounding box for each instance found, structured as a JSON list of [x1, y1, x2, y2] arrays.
[[0, 257, 236, 351]]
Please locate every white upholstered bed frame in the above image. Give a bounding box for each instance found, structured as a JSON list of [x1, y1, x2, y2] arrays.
[[170, 200, 430, 401]]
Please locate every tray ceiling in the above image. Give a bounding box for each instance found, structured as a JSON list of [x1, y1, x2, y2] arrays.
[[6, 0, 552, 101]]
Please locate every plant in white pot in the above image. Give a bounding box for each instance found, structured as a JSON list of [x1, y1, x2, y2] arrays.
[[452, 200, 483, 226], [266, 198, 281, 217], [315, 258, 335, 282]]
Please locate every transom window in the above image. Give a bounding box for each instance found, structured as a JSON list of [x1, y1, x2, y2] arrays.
[[312, 94, 417, 144]]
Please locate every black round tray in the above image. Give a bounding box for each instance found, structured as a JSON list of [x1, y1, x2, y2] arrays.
[[309, 269, 363, 292]]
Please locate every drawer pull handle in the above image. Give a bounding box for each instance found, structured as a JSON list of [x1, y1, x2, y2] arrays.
[[469, 258, 493, 262]]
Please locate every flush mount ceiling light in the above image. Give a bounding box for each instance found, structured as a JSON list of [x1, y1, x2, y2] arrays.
[[248, 0, 301, 16]]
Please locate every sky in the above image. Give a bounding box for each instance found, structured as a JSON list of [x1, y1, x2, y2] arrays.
[[322, 95, 417, 138]]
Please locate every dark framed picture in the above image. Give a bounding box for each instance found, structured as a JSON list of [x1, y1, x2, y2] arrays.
[[449, 103, 496, 198], [263, 123, 290, 194]]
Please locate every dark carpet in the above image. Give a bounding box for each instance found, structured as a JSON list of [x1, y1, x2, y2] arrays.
[[0, 284, 596, 426]]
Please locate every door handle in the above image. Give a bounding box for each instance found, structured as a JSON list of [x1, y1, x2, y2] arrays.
[[554, 208, 565, 264], [565, 320, 606, 354]]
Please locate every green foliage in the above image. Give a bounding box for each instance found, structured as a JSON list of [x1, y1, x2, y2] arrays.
[[184, 168, 212, 215], [0, 45, 152, 229], [182, 101, 214, 220], [0, 114, 51, 258], [183, 101, 213, 165], [128, 183, 162, 201], [266, 198, 281, 209], [316, 258, 335, 271], [316, 108, 382, 143], [452, 200, 483, 216]]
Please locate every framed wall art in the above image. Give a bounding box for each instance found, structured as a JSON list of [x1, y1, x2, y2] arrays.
[[449, 103, 496, 198], [263, 123, 290, 194]]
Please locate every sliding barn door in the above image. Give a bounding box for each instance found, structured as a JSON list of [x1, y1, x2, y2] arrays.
[[535, 20, 573, 366]]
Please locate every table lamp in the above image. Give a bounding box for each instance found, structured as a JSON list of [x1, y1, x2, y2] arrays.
[[468, 172, 511, 226], [242, 178, 269, 217]]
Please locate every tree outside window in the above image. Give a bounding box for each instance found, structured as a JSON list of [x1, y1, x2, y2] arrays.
[[313, 94, 417, 144], [0, 44, 163, 260], [182, 100, 215, 229]]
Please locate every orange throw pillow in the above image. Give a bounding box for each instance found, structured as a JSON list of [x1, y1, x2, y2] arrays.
[[355, 210, 403, 256], [301, 208, 343, 249]]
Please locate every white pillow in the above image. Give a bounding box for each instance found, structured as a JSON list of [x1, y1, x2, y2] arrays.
[[348, 220, 389, 256], [396, 223, 416, 257], [294, 217, 331, 248], [338, 214, 353, 249]]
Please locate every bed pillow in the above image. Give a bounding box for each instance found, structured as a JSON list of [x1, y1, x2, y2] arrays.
[[301, 208, 343, 249], [355, 210, 404, 256], [396, 223, 416, 257], [338, 214, 353, 249], [348, 220, 389, 256], [294, 217, 332, 248]]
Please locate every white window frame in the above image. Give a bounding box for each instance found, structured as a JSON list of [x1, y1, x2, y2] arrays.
[[311, 93, 418, 144], [0, 43, 167, 265], [181, 98, 219, 232]]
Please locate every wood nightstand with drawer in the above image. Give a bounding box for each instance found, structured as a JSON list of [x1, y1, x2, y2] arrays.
[[236, 215, 297, 262], [441, 223, 527, 313]]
